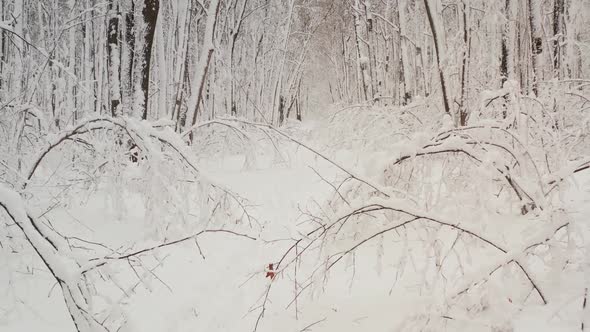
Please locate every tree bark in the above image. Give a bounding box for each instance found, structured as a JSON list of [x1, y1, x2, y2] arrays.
[[353, 0, 369, 101], [459, 0, 469, 126], [173, 0, 192, 131], [107, 1, 122, 117], [140, 0, 159, 119], [553, 0, 564, 77], [396, 0, 410, 105], [500, 0, 510, 85], [529, 0, 542, 95], [125, 1, 135, 108], [0, 0, 5, 93], [230, 0, 249, 117], [423, 0, 451, 117], [188, 0, 221, 143]]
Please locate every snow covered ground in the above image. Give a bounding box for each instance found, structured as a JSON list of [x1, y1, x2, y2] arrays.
[[1, 109, 589, 332]]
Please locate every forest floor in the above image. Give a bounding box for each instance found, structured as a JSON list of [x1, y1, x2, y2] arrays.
[[2, 109, 589, 332]]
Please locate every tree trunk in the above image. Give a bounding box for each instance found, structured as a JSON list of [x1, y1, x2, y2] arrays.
[[173, 0, 192, 131], [140, 0, 159, 119], [529, 0, 542, 95], [396, 0, 410, 105], [459, 0, 469, 126], [107, 2, 122, 117], [278, 95, 285, 124], [188, 0, 221, 143], [500, 0, 510, 84], [423, 0, 451, 117], [500, 0, 513, 118], [553, 0, 564, 77], [230, 0, 249, 117], [353, 0, 369, 102], [125, 1, 135, 110], [0, 0, 5, 94]]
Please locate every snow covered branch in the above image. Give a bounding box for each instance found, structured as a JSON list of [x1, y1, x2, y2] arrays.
[[81, 229, 255, 274]]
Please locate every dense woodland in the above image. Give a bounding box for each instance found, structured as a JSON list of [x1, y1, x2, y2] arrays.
[[1, 0, 588, 126], [1, 0, 590, 331]]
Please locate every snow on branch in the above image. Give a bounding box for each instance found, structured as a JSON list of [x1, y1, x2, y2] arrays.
[[0, 184, 97, 331], [272, 196, 568, 310], [2, 115, 262, 331], [23, 115, 238, 195], [390, 129, 544, 213], [80, 229, 255, 274], [216, 117, 417, 200]]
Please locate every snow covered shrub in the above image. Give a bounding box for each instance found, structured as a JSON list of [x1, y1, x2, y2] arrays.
[[257, 89, 590, 331], [0, 113, 256, 331]]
